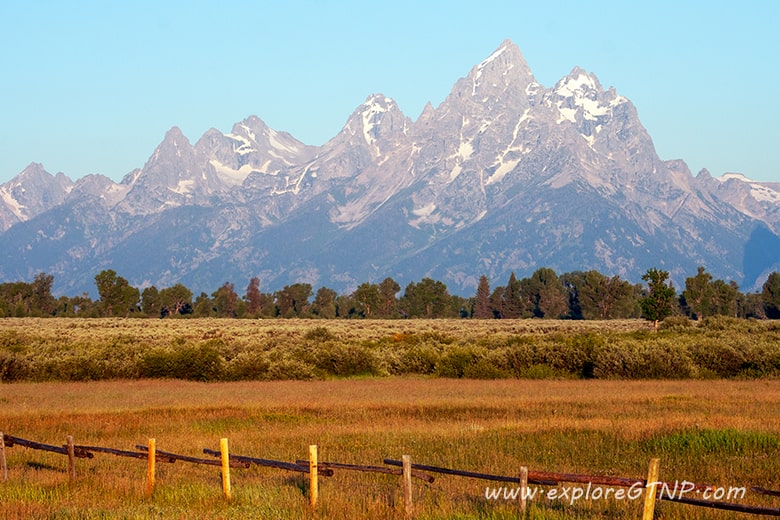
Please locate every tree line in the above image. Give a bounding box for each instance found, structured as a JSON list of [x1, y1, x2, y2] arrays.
[[2, 267, 780, 322]]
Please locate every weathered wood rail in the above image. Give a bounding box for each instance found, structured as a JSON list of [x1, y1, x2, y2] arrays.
[[296, 459, 434, 482]]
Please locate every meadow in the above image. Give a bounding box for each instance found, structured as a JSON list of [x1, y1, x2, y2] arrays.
[[1, 318, 779, 518], [2, 378, 780, 519]]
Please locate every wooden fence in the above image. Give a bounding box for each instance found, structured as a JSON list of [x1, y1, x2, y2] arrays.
[[1, 431, 779, 518]]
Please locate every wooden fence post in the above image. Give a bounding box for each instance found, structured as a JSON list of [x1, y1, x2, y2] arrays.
[[402, 454, 413, 519], [66, 435, 76, 481], [518, 465, 529, 517], [309, 445, 318, 507], [220, 438, 231, 500], [642, 458, 660, 520], [0, 432, 7, 482], [147, 438, 156, 496]]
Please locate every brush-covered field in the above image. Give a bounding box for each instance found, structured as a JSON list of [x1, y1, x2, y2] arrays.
[[1, 318, 780, 518], [2, 316, 780, 382]]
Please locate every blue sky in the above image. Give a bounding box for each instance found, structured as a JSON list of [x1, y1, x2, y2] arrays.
[[1, 0, 778, 183]]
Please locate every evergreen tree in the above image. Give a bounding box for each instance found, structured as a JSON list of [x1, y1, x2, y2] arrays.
[[377, 277, 401, 318], [94, 269, 139, 317], [245, 277, 262, 317], [525, 268, 568, 319], [501, 272, 524, 318], [473, 275, 492, 318], [353, 282, 381, 318], [682, 266, 714, 320], [192, 292, 214, 317], [311, 286, 338, 319], [275, 283, 312, 318], [31, 272, 55, 316], [489, 286, 505, 319], [141, 286, 161, 317], [640, 268, 677, 330], [212, 282, 239, 317], [710, 279, 740, 317], [573, 270, 635, 320], [400, 278, 453, 318]]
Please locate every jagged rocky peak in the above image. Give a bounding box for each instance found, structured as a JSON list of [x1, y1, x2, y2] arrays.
[[468, 39, 535, 95], [430, 39, 537, 128], [547, 67, 628, 126], [0, 162, 74, 229], [12, 162, 73, 192], [4, 162, 73, 205], [118, 125, 224, 214], [337, 94, 410, 156], [139, 126, 198, 182], [232, 115, 313, 159]]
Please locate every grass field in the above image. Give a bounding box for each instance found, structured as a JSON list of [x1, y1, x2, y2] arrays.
[[2, 377, 780, 519]]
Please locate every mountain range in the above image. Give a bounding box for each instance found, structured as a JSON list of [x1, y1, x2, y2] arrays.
[[2, 39, 780, 297]]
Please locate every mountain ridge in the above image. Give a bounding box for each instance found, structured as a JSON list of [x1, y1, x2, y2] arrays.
[[2, 39, 779, 297]]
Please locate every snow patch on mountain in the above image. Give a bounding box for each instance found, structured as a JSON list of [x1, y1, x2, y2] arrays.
[[268, 128, 302, 154], [360, 96, 395, 155], [0, 187, 25, 219], [227, 133, 256, 155], [751, 184, 780, 204], [210, 160, 257, 185]]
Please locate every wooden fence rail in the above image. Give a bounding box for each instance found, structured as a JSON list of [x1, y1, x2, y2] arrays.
[[384, 458, 713, 491], [1, 432, 779, 517], [74, 444, 164, 461], [661, 494, 780, 516], [134, 444, 250, 468], [204, 449, 332, 475], [295, 459, 434, 482]]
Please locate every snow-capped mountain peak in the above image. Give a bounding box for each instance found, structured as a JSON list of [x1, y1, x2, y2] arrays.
[[549, 67, 627, 125]]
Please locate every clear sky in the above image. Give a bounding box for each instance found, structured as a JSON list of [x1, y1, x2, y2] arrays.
[[1, 0, 778, 184]]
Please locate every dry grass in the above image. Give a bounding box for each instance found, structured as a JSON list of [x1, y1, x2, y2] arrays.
[[2, 378, 779, 519]]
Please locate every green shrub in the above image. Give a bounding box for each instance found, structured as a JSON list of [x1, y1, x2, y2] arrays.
[[633, 341, 696, 379], [436, 347, 479, 378], [0, 351, 25, 381], [304, 326, 336, 343], [659, 316, 694, 331], [592, 341, 642, 379], [463, 351, 512, 379], [266, 357, 315, 380], [689, 339, 746, 377], [225, 352, 271, 380], [313, 343, 379, 377], [396, 345, 440, 375], [700, 315, 745, 332], [139, 342, 225, 381]]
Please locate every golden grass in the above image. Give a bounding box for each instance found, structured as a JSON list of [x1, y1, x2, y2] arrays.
[[2, 378, 780, 519]]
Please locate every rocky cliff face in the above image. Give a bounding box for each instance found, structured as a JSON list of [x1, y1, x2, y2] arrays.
[[1, 40, 778, 296]]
